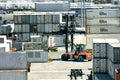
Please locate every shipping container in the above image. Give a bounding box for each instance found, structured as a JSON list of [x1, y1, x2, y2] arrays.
[[48, 35, 65, 47], [26, 50, 48, 62], [22, 33, 30, 42], [86, 18, 120, 26], [93, 59, 107, 73], [107, 59, 120, 79], [22, 42, 44, 51], [0, 52, 27, 70], [52, 15, 60, 23], [0, 70, 27, 80], [44, 15, 52, 23], [35, 1, 70, 12], [93, 73, 113, 80], [93, 39, 107, 58], [0, 44, 10, 52], [86, 9, 120, 18], [52, 24, 60, 32], [12, 42, 22, 51], [37, 24, 45, 32], [30, 35, 43, 42], [0, 35, 6, 43], [22, 24, 30, 32], [87, 26, 120, 34], [107, 43, 120, 63], [14, 24, 22, 32], [45, 24, 53, 33], [37, 15, 45, 24]]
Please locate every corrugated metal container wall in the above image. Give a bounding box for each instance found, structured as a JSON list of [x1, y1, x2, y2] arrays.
[[12, 42, 22, 51], [44, 15, 52, 23], [14, 24, 22, 32], [37, 15, 45, 24], [22, 33, 30, 42], [30, 15, 37, 24], [93, 39, 106, 58], [93, 59, 107, 73], [26, 50, 48, 62], [52, 24, 60, 32], [107, 43, 120, 63], [22, 24, 30, 32], [107, 59, 120, 79], [0, 52, 27, 70], [52, 15, 60, 23], [35, 2, 70, 12], [37, 24, 45, 32], [0, 70, 27, 80], [87, 26, 120, 34], [86, 9, 120, 18], [45, 24, 53, 33], [93, 73, 113, 80], [86, 18, 120, 26], [23, 42, 43, 51]]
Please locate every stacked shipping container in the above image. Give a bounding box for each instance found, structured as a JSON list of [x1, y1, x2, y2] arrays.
[[86, 9, 120, 34], [107, 43, 120, 79], [92, 39, 119, 80], [14, 12, 61, 42], [0, 52, 27, 80]]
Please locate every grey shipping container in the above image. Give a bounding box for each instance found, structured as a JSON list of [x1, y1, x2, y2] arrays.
[[107, 59, 120, 79], [22, 24, 30, 32], [107, 43, 120, 63], [26, 50, 48, 62], [22, 33, 30, 42], [52, 24, 60, 32], [45, 24, 53, 33], [0, 52, 27, 70], [37, 24, 45, 32], [44, 15, 52, 23], [93, 39, 107, 58], [37, 15, 45, 24], [14, 24, 22, 32], [23, 42, 43, 51], [12, 42, 22, 51], [52, 15, 60, 23], [93, 59, 107, 73], [0, 70, 27, 80]]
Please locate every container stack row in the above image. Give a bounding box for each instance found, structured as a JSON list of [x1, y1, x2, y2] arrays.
[[86, 9, 120, 34], [0, 52, 27, 80], [92, 38, 120, 80], [13, 12, 62, 42]]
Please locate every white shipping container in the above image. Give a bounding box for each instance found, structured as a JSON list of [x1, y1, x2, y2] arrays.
[[87, 26, 120, 34], [0, 52, 27, 70], [0, 43, 10, 52], [107, 43, 120, 63], [48, 35, 65, 47], [86, 18, 120, 26], [93, 39, 107, 58], [37, 24, 45, 32], [107, 59, 120, 79], [26, 50, 48, 62], [45, 24, 53, 33], [0, 70, 27, 80], [0, 35, 7, 43], [93, 59, 107, 73], [86, 9, 120, 18], [93, 73, 113, 80]]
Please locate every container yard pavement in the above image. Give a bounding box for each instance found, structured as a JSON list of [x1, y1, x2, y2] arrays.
[[28, 47, 92, 80]]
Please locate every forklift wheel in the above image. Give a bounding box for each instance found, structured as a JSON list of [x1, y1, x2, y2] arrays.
[[61, 54, 68, 61], [77, 56, 84, 62]]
